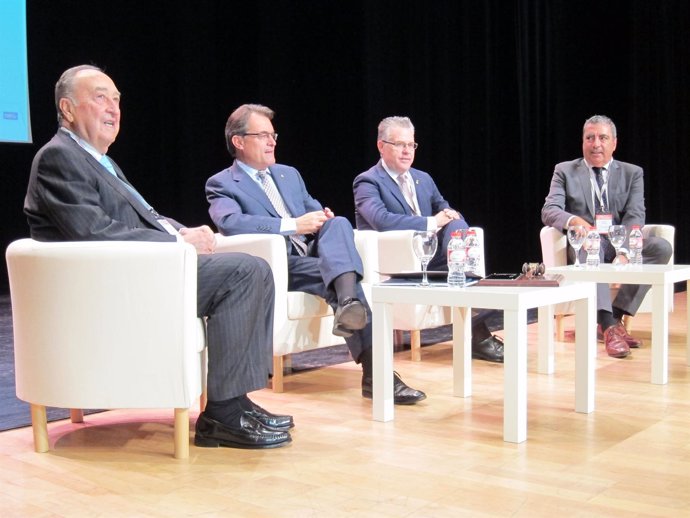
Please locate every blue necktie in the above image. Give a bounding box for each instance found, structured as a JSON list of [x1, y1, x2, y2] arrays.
[[99, 155, 152, 211]]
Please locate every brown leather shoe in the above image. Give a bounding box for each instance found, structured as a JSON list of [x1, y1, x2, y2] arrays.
[[612, 323, 642, 348], [603, 325, 631, 358]]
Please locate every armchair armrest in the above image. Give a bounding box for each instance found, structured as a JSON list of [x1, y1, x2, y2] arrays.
[[214, 233, 289, 319]]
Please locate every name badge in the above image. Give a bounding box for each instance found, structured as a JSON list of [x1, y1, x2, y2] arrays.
[[157, 217, 179, 236], [595, 214, 613, 234]]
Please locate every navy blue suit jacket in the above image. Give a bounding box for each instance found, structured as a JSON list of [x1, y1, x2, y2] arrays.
[[353, 161, 455, 231]]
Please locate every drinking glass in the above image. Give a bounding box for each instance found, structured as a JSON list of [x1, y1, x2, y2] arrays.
[[608, 224, 627, 256], [412, 231, 438, 286], [567, 225, 587, 268]]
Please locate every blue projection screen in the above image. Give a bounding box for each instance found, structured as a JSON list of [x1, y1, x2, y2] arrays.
[[0, 0, 31, 143]]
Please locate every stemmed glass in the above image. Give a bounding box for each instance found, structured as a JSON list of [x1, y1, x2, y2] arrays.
[[567, 225, 587, 268], [412, 231, 438, 286], [608, 225, 627, 263]]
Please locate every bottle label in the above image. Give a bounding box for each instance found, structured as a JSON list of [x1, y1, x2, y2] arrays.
[[449, 250, 465, 262]]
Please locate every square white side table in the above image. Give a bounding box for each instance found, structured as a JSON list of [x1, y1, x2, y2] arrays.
[[371, 281, 596, 443]]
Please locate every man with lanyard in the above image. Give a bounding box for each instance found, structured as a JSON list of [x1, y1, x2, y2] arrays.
[[541, 114, 672, 358]]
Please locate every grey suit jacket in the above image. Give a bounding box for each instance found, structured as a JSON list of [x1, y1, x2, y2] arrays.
[[541, 157, 646, 231], [25, 131, 180, 242]]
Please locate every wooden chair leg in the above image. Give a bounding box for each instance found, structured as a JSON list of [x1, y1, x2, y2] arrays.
[[411, 329, 422, 361], [30, 404, 49, 453], [70, 409, 84, 423], [173, 408, 189, 460], [272, 355, 284, 393], [555, 314, 565, 342]]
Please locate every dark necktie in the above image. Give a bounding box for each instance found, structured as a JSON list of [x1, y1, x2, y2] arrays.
[[593, 167, 608, 213], [256, 170, 307, 256]]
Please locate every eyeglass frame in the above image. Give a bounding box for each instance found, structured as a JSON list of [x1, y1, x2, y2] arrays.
[[242, 132, 279, 142], [381, 139, 418, 150]]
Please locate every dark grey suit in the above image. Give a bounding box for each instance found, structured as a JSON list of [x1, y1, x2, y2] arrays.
[[541, 157, 672, 314], [25, 131, 274, 401]]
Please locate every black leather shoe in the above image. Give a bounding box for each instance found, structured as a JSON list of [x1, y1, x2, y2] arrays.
[[245, 401, 294, 432], [333, 297, 367, 337], [194, 412, 291, 449], [472, 335, 504, 363], [361, 372, 427, 405]]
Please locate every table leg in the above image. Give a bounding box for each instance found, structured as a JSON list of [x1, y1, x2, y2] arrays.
[[574, 291, 595, 413], [452, 306, 472, 397], [686, 287, 690, 368], [373, 300, 395, 421], [537, 305, 555, 374], [503, 309, 527, 443], [651, 282, 670, 385]]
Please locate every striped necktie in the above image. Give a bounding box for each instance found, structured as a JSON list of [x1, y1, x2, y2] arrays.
[[256, 169, 307, 256], [397, 173, 420, 216]]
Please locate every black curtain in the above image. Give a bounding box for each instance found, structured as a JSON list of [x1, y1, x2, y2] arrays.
[[2, 0, 689, 291]]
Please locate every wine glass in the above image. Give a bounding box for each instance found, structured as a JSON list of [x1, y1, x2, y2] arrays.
[[608, 224, 626, 257], [566, 225, 587, 268], [412, 231, 438, 286]]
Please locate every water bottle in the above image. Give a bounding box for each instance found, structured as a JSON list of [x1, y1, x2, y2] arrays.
[[585, 227, 601, 267], [629, 225, 644, 264], [447, 230, 466, 288], [464, 229, 482, 276]]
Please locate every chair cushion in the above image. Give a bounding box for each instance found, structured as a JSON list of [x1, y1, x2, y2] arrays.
[[287, 292, 333, 320]]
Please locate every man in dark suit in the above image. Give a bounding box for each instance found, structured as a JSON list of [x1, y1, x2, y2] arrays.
[[24, 65, 292, 449], [542, 114, 673, 358], [353, 116, 504, 363], [205, 104, 426, 405]]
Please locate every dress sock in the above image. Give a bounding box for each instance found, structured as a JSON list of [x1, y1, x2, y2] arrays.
[[333, 272, 357, 304], [204, 396, 246, 427]]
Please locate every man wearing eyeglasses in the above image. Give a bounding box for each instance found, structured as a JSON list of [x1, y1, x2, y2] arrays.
[[353, 116, 504, 363], [206, 104, 426, 405]]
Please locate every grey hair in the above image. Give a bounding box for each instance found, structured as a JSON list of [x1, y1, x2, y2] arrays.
[[55, 64, 103, 125], [377, 116, 415, 141], [583, 114, 617, 139], [225, 104, 275, 157]]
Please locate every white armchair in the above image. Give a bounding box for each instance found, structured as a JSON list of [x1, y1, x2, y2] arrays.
[[214, 231, 377, 392], [540, 224, 675, 339], [362, 227, 486, 361], [5, 239, 207, 459]]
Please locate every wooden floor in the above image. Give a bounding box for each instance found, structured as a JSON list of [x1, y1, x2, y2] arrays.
[[1, 293, 689, 517]]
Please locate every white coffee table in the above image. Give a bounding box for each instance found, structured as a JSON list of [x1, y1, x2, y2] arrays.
[[547, 264, 690, 384], [371, 281, 596, 443]]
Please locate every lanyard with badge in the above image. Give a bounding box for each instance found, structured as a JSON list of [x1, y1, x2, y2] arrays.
[[592, 173, 612, 234]]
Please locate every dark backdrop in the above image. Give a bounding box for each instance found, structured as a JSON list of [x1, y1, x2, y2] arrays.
[[2, 0, 689, 292]]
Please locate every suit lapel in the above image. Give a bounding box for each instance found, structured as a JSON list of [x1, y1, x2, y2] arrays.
[[576, 161, 595, 219], [270, 167, 300, 216], [606, 160, 620, 216], [377, 164, 413, 215], [408, 170, 429, 216], [230, 163, 280, 217]]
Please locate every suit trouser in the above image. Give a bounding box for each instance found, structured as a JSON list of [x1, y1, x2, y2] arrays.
[[572, 235, 674, 315], [197, 252, 274, 401], [287, 216, 370, 363]]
